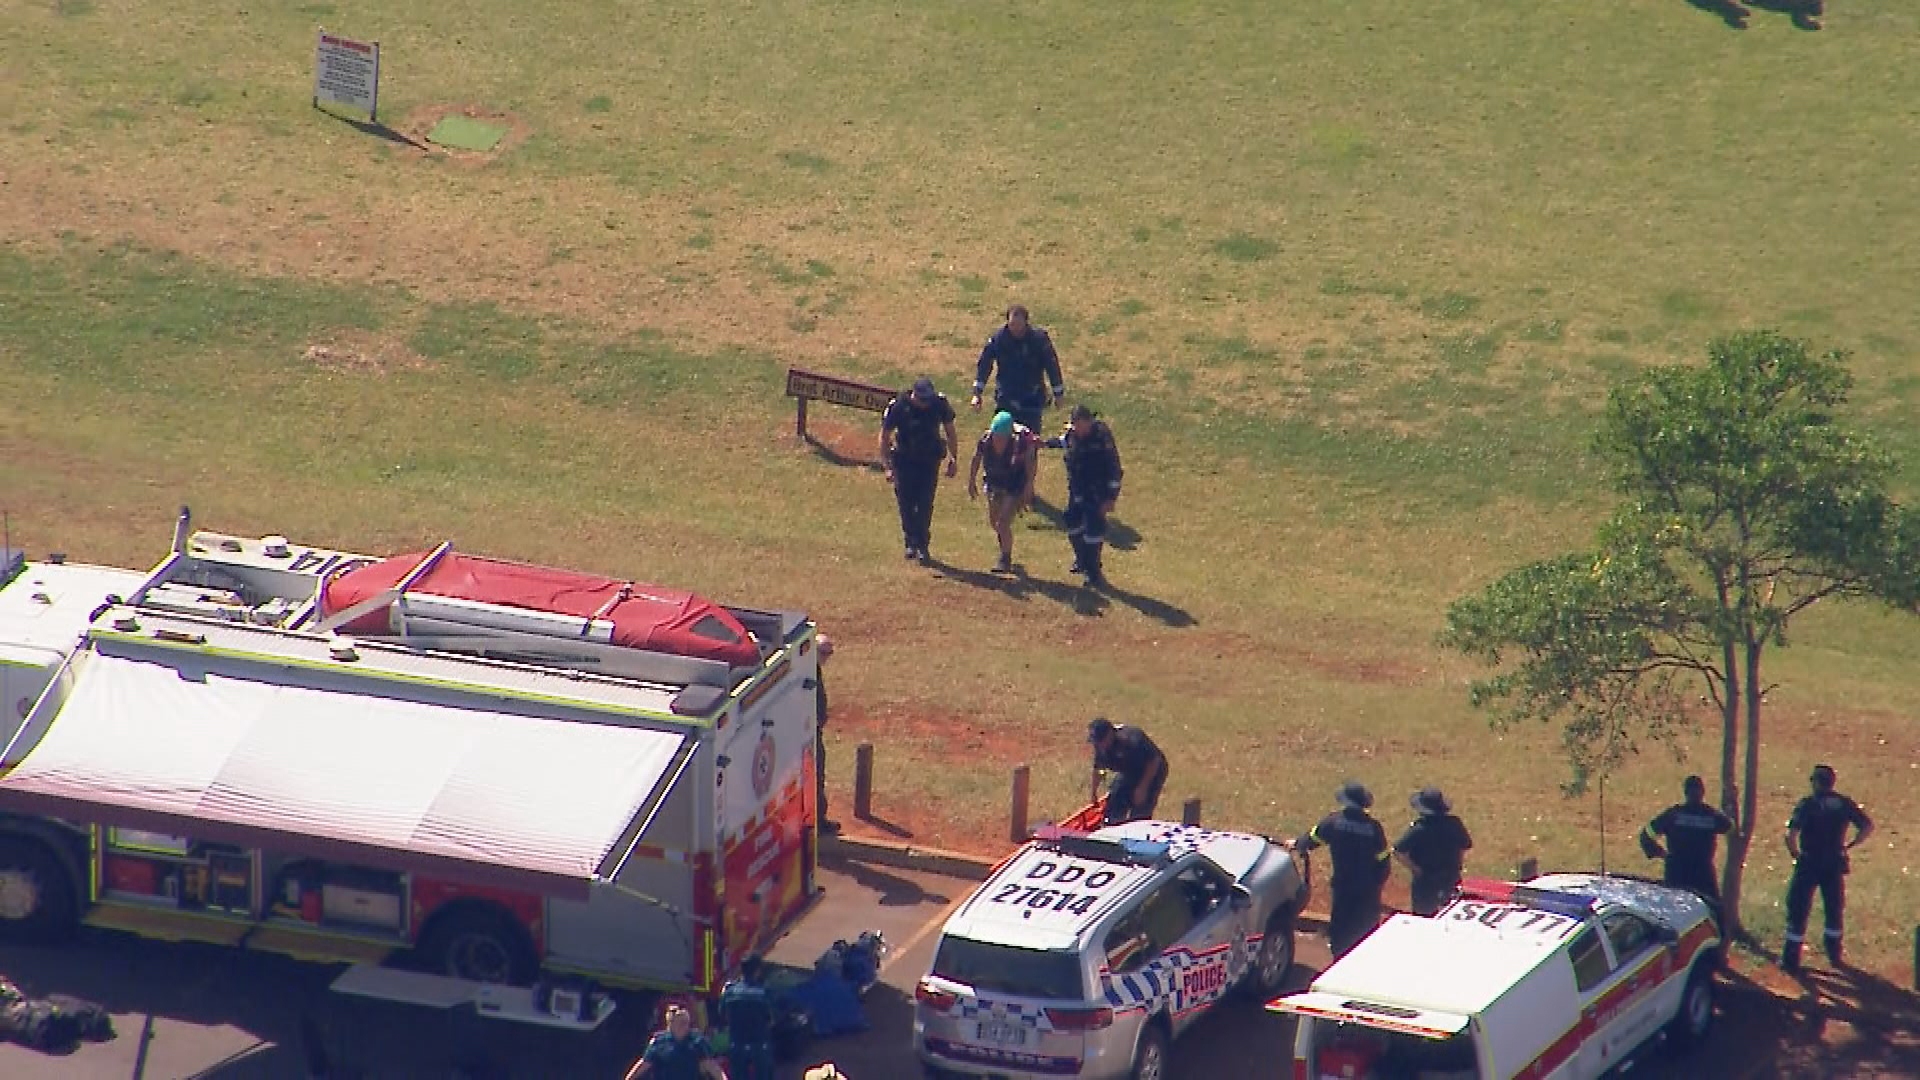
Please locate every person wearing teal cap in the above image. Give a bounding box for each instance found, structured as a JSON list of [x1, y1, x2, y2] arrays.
[[966, 410, 1039, 573]]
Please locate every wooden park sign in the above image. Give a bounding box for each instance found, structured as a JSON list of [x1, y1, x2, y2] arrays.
[[785, 368, 898, 438]]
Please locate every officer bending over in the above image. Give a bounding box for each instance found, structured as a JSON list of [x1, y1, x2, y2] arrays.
[[1088, 717, 1168, 826]]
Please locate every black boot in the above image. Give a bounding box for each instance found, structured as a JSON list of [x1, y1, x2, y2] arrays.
[[1781, 940, 1804, 973], [1825, 936, 1843, 966], [1068, 536, 1089, 575]]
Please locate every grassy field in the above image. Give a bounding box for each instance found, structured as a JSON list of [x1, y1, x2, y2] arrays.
[[2, 0, 1918, 985]]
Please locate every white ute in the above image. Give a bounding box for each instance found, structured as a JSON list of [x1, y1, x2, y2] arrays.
[[1269, 875, 1721, 1080]]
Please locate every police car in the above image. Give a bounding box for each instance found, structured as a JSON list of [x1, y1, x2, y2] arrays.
[[1270, 874, 1722, 1080], [914, 820, 1310, 1080]]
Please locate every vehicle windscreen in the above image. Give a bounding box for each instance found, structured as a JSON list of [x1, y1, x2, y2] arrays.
[[932, 937, 1086, 1000]]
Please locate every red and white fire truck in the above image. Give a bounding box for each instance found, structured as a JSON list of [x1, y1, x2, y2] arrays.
[[0, 511, 825, 1013]]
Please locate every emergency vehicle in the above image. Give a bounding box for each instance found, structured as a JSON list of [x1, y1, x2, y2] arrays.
[[1269, 874, 1721, 1080], [915, 818, 1309, 1080], [0, 512, 824, 1011]]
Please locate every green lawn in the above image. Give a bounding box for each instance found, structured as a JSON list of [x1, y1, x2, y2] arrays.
[[2, 1, 1917, 975]]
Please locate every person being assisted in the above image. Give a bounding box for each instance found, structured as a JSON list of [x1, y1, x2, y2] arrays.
[[967, 410, 1039, 573]]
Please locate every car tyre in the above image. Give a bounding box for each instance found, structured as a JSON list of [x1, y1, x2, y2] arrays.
[[417, 903, 539, 986], [1240, 906, 1297, 999], [1663, 963, 1715, 1054], [1130, 1022, 1169, 1080], [0, 835, 80, 945]]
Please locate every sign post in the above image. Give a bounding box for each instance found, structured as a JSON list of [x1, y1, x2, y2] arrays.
[[784, 368, 897, 439], [313, 29, 381, 124]]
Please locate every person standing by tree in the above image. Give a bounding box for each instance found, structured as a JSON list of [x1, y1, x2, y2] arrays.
[[1781, 764, 1874, 972], [967, 410, 1039, 572], [1639, 775, 1733, 902], [879, 377, 958, 563], [1392, 787, 1473, 916], [1043, 404, 1123, 588]]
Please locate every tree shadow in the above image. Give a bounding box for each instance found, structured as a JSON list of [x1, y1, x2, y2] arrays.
[[1685, 0, 1824, 29]]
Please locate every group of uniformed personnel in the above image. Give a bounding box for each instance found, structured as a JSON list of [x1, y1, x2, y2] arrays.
[[880, 306, 1122, 588], [1285, 782, 1475, 959]]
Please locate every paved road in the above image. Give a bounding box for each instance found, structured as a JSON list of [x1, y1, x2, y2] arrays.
[[0, 857, 1752, 1079]]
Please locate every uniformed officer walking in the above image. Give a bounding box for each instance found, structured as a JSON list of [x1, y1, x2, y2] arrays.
[[1781, 764, 1874, 972], [1295, 782, 1392, 958], [878, 377, 959, 563], [1638, 775, 1733, 902], [972, 304, 1066, 434], [717, 954, 777, 1080], [1392, 787, 1473, 917], [1088, 717, 1169, 826], [1042, 405, 1123, 588], [624, 1005, 725, 1080]]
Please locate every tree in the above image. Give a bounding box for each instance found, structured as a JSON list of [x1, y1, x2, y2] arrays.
[[1439, 330, 1920, 938]]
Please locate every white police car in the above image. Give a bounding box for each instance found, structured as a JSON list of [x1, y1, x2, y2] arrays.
[[914, 820, 1310, 1080]]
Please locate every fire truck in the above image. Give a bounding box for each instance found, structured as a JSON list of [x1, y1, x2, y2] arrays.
[[0, 511, 824, 1013]]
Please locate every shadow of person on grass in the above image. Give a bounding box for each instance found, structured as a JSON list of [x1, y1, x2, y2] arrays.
[[924, 557, 1109, 617], [1686, 0, 1824, 30], [1018, 498, 1143, 551]]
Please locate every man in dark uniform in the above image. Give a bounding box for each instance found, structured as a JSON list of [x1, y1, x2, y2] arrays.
[[1088, 717, 1168, 826], [1042, 405, 1123, 588], [1392, 787, 1473, 916], [1781, 764, 1874, 972], [972, 304, 1066, 434], [1639, 775, 1734, 901], [1295, 782, 1392, 958], [814, 634, 838, 836], [718, 954, 777, 1080], [878, 377, 959, 563], [624, 1005, 725, 1080]]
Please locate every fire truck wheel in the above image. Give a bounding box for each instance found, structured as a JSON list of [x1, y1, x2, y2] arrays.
[[0, 836, 79, 944], [418, 903, 539, 986]]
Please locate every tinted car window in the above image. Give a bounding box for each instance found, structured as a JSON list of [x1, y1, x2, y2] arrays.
[[933, 936, 1086, 999], [1104, 908, 1153, 974], [1175, 860, 1232, 921], [1137, 879, 1201, 954], [1602, 911, 1656, 965], [1568, 927, 1613, 992]]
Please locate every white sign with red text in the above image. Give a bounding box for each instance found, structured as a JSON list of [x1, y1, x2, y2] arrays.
[[313, 29, 380, 121]]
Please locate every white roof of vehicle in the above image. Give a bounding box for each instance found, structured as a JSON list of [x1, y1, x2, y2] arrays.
[[1091, 820, 1272, 881], [1528, 872, 1713, 932], [0, 560, 147, 664], [0, 646, 693, 898], [944, 839, 1163, 951], [1308, 900, 1587, 1015]]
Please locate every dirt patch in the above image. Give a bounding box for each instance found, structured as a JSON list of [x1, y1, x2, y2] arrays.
[[300, 330, 429, 376], [832, 702, 1050, 767], [398, 103, 534, 164]]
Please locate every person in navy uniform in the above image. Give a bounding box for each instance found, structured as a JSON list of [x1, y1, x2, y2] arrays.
[[1088, 717, 1168, 825], [971, 304, 1066, 434], [717, 954, 776, 1080], [1392, 787, 1473, 916], [1639, 774, 1734, 902], [1295, 782, 1392, 958], [1042, 404, 1123, 588], [624, 1005, 725, 1080], [878, 376, 959, 563], [1781, 764, 1874, 972]]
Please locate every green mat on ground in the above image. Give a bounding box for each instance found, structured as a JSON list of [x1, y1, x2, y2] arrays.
[[426, 115, 507, 151]]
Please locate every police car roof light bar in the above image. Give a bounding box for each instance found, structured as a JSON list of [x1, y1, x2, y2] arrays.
[[1039, 833, 1171, 867], [1456, 878, 1598, 920]]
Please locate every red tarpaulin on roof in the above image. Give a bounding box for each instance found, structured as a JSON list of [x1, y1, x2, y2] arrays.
[[318, 551, 760, 667]]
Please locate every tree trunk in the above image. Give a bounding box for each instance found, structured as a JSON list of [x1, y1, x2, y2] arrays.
[[1725, 641, 1766, 941], [1717, 636, 1744, 936]]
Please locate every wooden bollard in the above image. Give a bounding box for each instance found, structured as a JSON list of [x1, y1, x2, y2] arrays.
[[1010, 765, 1031, 844], [853, 742, 875, 821], [1181, 798, 1202, 826], [1518, 857, 1539, 881]]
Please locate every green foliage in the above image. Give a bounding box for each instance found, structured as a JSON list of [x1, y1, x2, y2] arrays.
[[1443, 331, 1920, 796]]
